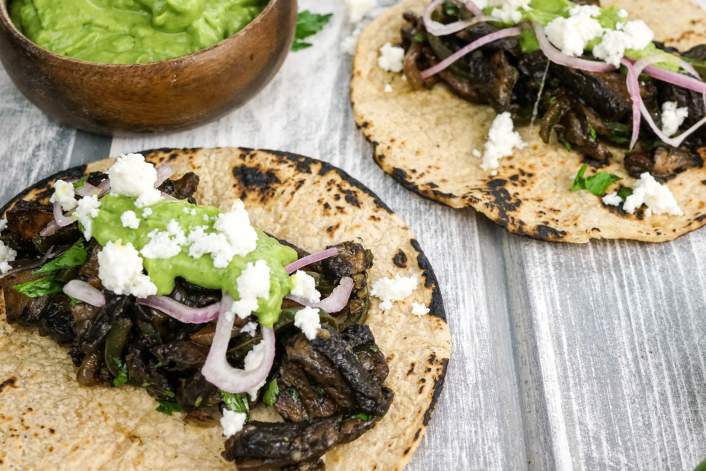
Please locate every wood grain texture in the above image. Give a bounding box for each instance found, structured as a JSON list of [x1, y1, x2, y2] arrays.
[[1, 0, 706, 469]]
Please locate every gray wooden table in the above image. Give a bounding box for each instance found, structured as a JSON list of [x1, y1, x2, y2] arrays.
[[2, 1, 706, 470]]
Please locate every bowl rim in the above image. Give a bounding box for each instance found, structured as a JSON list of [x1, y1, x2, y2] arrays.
[[0, 0, 285, 69]]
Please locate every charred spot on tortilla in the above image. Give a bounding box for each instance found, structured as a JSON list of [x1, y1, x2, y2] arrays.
[[352, 0, 706, 243], [0, 148, 450, 469]]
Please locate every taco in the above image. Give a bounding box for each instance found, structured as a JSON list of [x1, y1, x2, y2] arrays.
[[0, 148, 451, 470], [351, 0, 706, 243]]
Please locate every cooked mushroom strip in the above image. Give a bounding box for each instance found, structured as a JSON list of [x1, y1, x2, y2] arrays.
[[158, 171, 200, 202], [3, 200, 79, 255], [624, 146, 703, 180]]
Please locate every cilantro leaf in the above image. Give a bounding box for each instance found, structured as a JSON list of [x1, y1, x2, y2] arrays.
[[35, 240, 88, 275], [72, 176, 89, 189], [262, 379, 279, 407], [156, 400, 183, 415], [112, 359, 128, 387], [221, 392, 249, 414], [352, 412, 372, 421], [617, 187, 634, 200], [14, 277, 64, 298], [571, 164, 621, 196], [293, 11, 332, 51]]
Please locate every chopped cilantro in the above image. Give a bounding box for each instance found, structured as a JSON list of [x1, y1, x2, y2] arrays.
[[287, 388, 300, 401], [571, 164, 621, 196], [194, 396, 203, 408], [352, 412, 372, 421], [293, 11, 333, 51], [519, 28, 540, 54], [617, 187, 634, 200], [221, 392, 249, 414], [72, 176, 89, 189], [14, 277, 64, 298], [35, 240, 88, 275], [112, 359, 128, 387], [587, 125, 598, 143], [263, 379, 279, 407], [156, 400, 183, 416]]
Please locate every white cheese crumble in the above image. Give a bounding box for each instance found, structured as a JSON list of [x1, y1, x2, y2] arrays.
[[240, 322, 258, 337], [623, 173, 683, 216], [75, 195, 101, 240], [294, 306, 321, 340], [342, 32, 360, 54], [412, 302, 430, 317], [120, 210, 140, 229], [230, 260, 271, 319], [490, 0, 530, 24], [545, 6, 603, 57], [243, 339, 268, 400], [108, 153, 161, 207], [290, 271, 321, 304], [345, 0, 376, 23], [0, 240, 17, 274], [50, 179, 78, 212], [378, 43, 405, 73], [480, 112, 527, 172], [142, 208, 153, 218], [593, 20, 654, 67], [214, 201, 258, 258], [384, 83, 393, 93], [602, 192, 623, 207], [97, 241, 157, 298], [371, 275, 418, 311], [187, 226, 234, 268], [141, 220, 187, 259], [0, 218, 7, 233], [661, 101, 689, 137], [221, 409, 247, 438]]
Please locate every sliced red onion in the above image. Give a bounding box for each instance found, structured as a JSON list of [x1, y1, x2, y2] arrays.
[[421, 27, 521, 79], [202, 295, 275, 394], [459, 0, 484, 17], [53, 201, 77, 227], [39, 221, 61, 237], [63, 280, 106, 307], [534, 24, 615, 74], [423, 0, 490, 36], [155, 164, 174, 187], [643, 64, 706, 96], [624, 56, 706, 148], [621, 59, 643, 150], [137, 296, 221, 324], [287, 276, 355, 314], [316, 277, 354, 313], [75, 182, 101, 197], [286, 248, 339, 274]]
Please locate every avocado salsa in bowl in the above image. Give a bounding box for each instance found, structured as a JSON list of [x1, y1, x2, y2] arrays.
[[0, 0, 297, 134], [9, 0, 269, 64]]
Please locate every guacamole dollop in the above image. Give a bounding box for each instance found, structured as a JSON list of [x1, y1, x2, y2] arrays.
[[9, 0, 268, 64], [91, 195, 297, 327]]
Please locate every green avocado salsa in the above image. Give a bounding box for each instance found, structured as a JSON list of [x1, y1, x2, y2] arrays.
[[9, 0, 268, 64], [91, 195, 297, 327]]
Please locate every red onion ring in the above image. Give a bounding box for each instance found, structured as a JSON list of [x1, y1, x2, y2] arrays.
[[315, 277, 355, 313], [39, 221, 61, 237], [534, 24, 616, 73], [622, 59, 643, 150], [624, 57, 706, 148], [137, 296, 221, 324], [420, 27, 521, 79], [287, 276, 355, 314], [286, 248, 339, 274], [63, 280, 106, 307], [459, 0, 484, 17], [423, 0, 491, 36], [75, 180, 110, 198], [201, 295, 276, 394], [53, 201, 77, 227], [155, 164, 174, 187]]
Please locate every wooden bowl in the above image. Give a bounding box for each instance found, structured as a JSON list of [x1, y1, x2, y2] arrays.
[[0, 0, 297, 135]]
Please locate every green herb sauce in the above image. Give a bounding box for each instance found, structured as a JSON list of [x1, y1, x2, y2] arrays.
[[9, 0, 268, 64], [90, 195, 297, 327]]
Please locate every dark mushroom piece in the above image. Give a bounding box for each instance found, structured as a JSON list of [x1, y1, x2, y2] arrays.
[[624, 146, 703, 180]]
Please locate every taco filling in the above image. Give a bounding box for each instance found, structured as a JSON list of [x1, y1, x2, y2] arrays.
[[0, 154, 394, 470], [397, 0, 706, 213]]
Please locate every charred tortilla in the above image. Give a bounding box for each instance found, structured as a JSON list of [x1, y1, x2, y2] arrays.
[[0, 148, 451, 470], [351, 0, 706, 243]]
